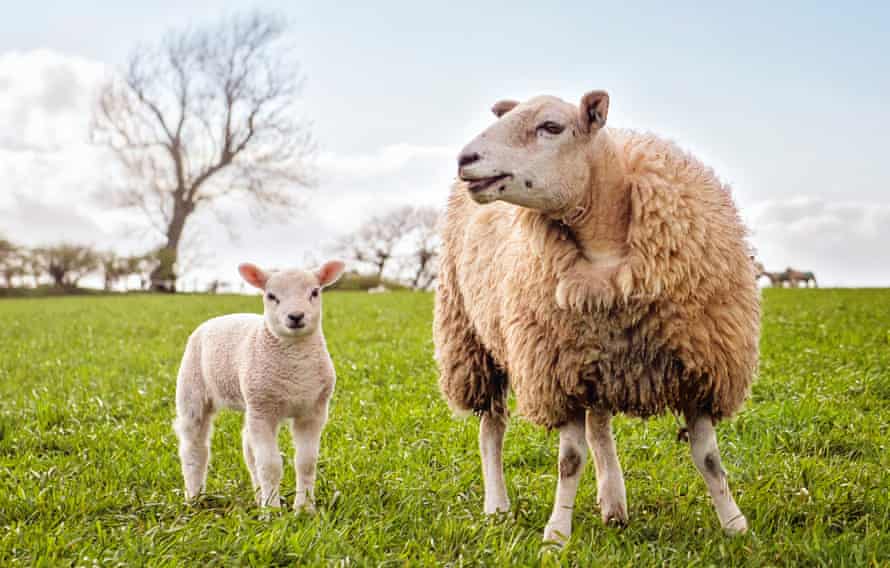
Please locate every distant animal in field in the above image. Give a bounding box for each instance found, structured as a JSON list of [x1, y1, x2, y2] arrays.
[[435, 90, 759, 543], [753, 260, 780, 286], [174, 260, 345, 511], [784, 267, 818, 288]]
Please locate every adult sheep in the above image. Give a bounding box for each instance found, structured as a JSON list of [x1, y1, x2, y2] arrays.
[[434, 91, 759, 543]]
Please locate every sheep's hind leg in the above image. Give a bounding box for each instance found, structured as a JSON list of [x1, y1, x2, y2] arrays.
[[480, 410, 510, 514], [688, 414, 747, 535], [246, 412, 283, 508], [586, 409, 627, 525], [291, 414, 326, 512], [543, 414, 587, 544]]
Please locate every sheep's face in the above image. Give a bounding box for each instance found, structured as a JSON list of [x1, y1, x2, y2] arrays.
[[238, 261, 345, 339], [457, 91, 610, 213]]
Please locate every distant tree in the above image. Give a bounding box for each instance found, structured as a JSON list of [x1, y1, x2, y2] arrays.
[[334, 206, 414, 281], [405, 206, 441, 290], [99, 252, 131, 291], [0, 237, 22, 287], [92, 11, 314, 292], [33, 245, 99, 288]]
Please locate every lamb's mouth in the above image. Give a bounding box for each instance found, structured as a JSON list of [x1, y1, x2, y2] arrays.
[[463, 174, 510, 194]]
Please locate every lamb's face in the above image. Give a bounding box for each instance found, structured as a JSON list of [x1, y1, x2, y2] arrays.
[[457, 91, 610, 214], [238, 260, 345, 340], [262, 270, 326, 338]]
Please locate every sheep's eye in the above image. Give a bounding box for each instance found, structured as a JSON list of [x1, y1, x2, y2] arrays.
[[536, 121, 564, 135], [266, 292, 278, 303], [310, 288, 320, 299]]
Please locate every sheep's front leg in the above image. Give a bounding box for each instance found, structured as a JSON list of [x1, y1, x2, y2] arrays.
[[688, 415, 747, 535], [479, 411, 510, 514], [586, 409, 627, 525], [555, 259, 625, 311], [291, 413, 326, 512], [246, 412, 282, 508], [543, 415, 587, 544]]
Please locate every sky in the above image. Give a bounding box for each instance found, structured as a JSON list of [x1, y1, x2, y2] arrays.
[[1, 0, 889, 288]]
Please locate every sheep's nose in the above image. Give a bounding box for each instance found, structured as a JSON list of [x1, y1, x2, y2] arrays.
[[287, 312, 305, 327], [457, 151, 480, 168]]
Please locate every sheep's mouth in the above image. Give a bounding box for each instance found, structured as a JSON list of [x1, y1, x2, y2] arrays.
[[463, 174, 510, 194], [285, 321, 306, 330]]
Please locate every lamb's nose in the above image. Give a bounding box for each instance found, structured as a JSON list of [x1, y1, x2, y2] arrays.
[[288, 312, 305, 325], [457, 151, 480, 168]]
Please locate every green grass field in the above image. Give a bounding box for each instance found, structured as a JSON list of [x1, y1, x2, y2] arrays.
[[1, 289, 888, 566]]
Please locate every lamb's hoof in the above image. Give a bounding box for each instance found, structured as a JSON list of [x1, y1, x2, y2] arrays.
[[294, 500, 316, 514], [542, 522, 571, 546], [723, 514, 748, 536], [483, 499, 511, 516], [260, 496, 282, 508]]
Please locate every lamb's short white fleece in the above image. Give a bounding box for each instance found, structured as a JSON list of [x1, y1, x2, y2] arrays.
[[174, 260, 344, 511]]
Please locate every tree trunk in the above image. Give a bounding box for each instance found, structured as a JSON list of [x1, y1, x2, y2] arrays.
[[150, 198, 190, 293]]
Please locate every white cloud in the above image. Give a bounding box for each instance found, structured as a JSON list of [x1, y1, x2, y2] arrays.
[[0, 50, 107, 151], [746, 197, 890, 286]]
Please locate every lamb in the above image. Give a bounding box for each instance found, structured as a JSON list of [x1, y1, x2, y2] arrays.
[[434, 91, 760, 543], [174, 260, 345, 510]]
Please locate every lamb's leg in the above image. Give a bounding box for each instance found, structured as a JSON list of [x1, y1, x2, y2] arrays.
[[479, 410, 510, 514], [687, 414, 747, 535], [246, 412, 282, 508], [585, 409, 627, 525], [241, 424, 261, 504], [543, 414, 587, 544], [291, 414, 326, 512], [174, 360, 214, 501], [174, 408, 214, 500]]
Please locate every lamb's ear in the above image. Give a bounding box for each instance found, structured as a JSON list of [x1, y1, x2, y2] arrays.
[[579, 90, 609, 133], [238, 263, 268, 290], [316, 260, 346, 288], [491, 99, 519, 118]]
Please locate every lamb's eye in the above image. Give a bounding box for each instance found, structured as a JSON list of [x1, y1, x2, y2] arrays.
[[266, 292, 278, 303], [310, 288, 320, 299], [536, 121, 564, 135]]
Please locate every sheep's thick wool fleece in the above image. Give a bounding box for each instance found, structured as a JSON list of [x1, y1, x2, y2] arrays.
[[179, 314, 334, 416], [435, 129, 760, 428]]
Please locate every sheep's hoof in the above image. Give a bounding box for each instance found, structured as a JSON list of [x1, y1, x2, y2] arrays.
[[597, 482, 628, 526], [601, 507, 628, 527], [723, 514, 748, 536]]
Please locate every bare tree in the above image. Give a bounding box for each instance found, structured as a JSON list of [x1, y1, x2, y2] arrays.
[[99, 251, 131, 291], [0, 237, 23, 287], [33, 245, 99, 289], [334, 206, 415, 282], [92, 12, 314, 292], [405, 206, 441, 290]]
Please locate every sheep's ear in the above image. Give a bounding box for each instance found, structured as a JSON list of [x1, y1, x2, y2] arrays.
[[579, 90, 609, 133], [238, 263, 268, 290], [491, 99, 519, 118], [317, 260, 346, 288]]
